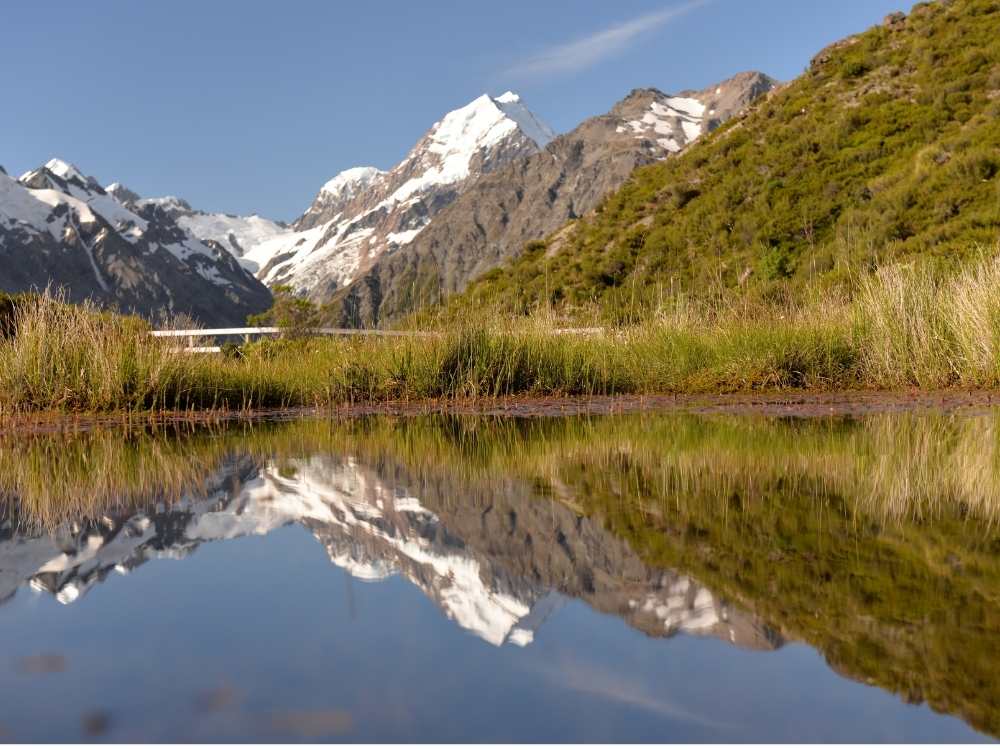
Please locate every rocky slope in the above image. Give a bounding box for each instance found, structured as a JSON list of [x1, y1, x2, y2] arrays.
[[0, 451, 780, 651], [242, 92, 556, 299], [331, 72, 776, 326], [0, 159, 271, 324]]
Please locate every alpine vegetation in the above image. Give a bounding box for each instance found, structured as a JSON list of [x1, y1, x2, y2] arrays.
[[3, 246, 1000, 415]]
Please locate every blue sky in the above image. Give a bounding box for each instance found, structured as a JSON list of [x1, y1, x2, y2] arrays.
[[3, 0, 906, 221]]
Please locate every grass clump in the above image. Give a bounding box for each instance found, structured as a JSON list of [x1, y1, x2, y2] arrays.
[[855, 251, 1000, 387], [0, 295, 186, 412]]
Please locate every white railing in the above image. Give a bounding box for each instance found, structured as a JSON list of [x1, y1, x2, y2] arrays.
[[150, 326, 438, 352], [150, 325, 606, 353]]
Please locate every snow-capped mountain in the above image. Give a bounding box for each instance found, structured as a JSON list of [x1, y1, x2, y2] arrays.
[[0, 159, 271, 324], [0, 73, 773, 325], [242, 91, 556, 298], [297, 166, 387, 229], [0, 451, 781, 651], [332, 71, 777, 326], [123, 193, 289, 261], [608, 72, 776, 154]]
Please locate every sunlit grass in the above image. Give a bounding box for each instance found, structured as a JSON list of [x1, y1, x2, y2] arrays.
[[2, 248, 1000, 414]]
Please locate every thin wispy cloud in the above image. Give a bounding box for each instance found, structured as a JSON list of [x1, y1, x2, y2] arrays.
[[504, 1, 707, 81]]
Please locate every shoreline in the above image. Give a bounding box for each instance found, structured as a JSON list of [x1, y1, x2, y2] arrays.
[[3, 389, 1000, 436]]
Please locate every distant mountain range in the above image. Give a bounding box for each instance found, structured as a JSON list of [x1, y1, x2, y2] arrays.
[[0, 160, 271, 324], [0, 72, 774, 324], [0, 451, 781, 651]]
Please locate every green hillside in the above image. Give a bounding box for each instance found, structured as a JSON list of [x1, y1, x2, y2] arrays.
[[449, 0, 1000, 321]]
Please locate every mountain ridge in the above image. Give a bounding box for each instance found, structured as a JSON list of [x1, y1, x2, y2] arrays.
[[327, 71, 776, 326], [1, 73, 775, 325], [0, 159, 272, 324], [240, 90, 556, 297]]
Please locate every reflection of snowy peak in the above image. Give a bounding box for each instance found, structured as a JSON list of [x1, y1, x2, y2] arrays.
[[0, 453, 780, 651], [0, 159, 271, 324], [192, 456, 545, 646], [241, 92, 554, 298]]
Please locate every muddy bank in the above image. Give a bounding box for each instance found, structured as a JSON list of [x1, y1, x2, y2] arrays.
[[2, 389, 1000, 436]]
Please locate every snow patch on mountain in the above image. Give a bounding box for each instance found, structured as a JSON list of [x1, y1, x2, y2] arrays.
[[618, 94, 710, 153], [136, 195, 190, 212], [176, 212, 288, 259], [387, 228, 423, 246], [663, 96, 706, 118], [320, 166, 385, 199], [0, 172, 56, 230], [242, 222, 325, 276]]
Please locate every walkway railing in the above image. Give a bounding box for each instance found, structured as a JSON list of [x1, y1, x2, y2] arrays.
[[149, 326, 437, 353], [150, 326, 606, 353]]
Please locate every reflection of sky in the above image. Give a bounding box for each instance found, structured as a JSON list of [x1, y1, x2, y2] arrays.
[[0, 524, 987, 743]]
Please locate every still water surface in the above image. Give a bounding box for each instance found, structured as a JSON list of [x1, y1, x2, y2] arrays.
[[0, 411, 996, 742]]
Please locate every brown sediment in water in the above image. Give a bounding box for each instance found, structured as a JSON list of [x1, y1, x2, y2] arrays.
[[2, 389, 1000, 436]]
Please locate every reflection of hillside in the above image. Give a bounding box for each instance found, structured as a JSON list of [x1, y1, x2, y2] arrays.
[[548, 438, 1000, 738], [0, 452, 776, 651], [1, 411, 999, 735]]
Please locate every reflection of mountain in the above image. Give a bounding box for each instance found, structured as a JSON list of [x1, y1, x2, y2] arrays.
[[0, 453, 779, 651]]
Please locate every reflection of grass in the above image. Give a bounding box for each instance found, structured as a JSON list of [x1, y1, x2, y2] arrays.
[[0, 424, 237, 528], [323, 411, 1000, 523], [1, 411, 1000, 735], [5, 410, 1000, 527]]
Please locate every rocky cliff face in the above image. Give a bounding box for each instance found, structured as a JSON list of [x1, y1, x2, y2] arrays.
[[0, 450, 780, 651], [330, 72, 776, 326], [0, 159, 272, 325], [241, 92, 556, 299]]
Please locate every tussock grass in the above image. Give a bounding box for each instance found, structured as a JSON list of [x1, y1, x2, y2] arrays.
[[3, 248, 1000, 414], [856, 252, 1000, 387]]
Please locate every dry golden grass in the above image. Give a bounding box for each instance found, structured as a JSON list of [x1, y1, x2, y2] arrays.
[[2, 247, 999, 414]]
